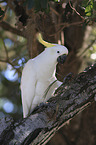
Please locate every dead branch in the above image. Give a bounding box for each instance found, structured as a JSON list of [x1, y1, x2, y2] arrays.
[[0, 21, 25, 37]]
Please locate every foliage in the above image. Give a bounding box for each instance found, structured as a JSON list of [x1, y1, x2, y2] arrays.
[[82, 0, 96, 22]]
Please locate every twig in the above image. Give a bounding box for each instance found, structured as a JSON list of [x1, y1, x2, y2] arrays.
[[1, 38, 9, 59], [69, 1, 85, 20], [0, 36, 21, 75], [0, 58, 21, 75], [50, 7, 60, 16], [79, 39, 96, 57], [0, 21, 25, 37]]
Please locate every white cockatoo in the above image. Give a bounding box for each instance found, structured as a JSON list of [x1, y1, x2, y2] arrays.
[[21, 33, 68, 118]]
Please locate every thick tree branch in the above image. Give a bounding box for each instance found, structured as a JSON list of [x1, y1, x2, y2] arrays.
[[0, 21, 25, 37], [0, 64, 96, 145]]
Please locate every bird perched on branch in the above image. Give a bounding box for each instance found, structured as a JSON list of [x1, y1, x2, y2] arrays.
[[21, 33, 68, 118]]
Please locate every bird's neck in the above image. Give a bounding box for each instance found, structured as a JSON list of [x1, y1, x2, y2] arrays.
[[34, 50, 57, 80]]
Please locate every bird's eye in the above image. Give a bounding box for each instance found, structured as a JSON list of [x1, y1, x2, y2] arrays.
[[57, 51, 60, 53]]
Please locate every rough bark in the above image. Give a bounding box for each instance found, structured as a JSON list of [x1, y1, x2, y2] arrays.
[[0, 63, 96, 145]]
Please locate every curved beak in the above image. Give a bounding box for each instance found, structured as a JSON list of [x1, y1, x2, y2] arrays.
[[57, 54, 67, 64]]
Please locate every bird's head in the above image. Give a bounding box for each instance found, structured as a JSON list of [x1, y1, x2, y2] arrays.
[[37, 33, 68, 64], [46, 44, 68, 64]]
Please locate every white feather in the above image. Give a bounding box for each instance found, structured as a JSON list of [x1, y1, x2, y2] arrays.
[[21, 44, 68, 118]]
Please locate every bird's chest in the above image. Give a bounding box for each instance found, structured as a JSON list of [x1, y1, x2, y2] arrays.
[[35, 81, 50, 97], [36, 64, 56, 81]]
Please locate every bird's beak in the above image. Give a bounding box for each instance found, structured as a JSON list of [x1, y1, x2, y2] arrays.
[[57, 54, 67, 64]]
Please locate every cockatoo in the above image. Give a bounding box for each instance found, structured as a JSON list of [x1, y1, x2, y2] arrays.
[[21, 33, 68, 118]]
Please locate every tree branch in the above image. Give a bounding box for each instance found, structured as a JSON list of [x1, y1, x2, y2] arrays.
[[0, 64, 96, 145], [69, 1, 85, 20], [0, 58, 21, 75], [0, 21, 25, 37], [0, 37, 22, 75]]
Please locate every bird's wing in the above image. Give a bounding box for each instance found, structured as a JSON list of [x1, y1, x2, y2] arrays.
[[21, 60, 37, 118], [44, 77, 62, 102]]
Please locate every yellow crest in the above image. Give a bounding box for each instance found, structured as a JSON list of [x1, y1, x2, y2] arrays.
[[37, 33, 55, 48]]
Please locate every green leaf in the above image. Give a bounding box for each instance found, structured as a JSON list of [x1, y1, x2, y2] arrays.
[[86, 12, 91, 16], [85, 5, 92, 13], [85, 1, 93, 17]]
